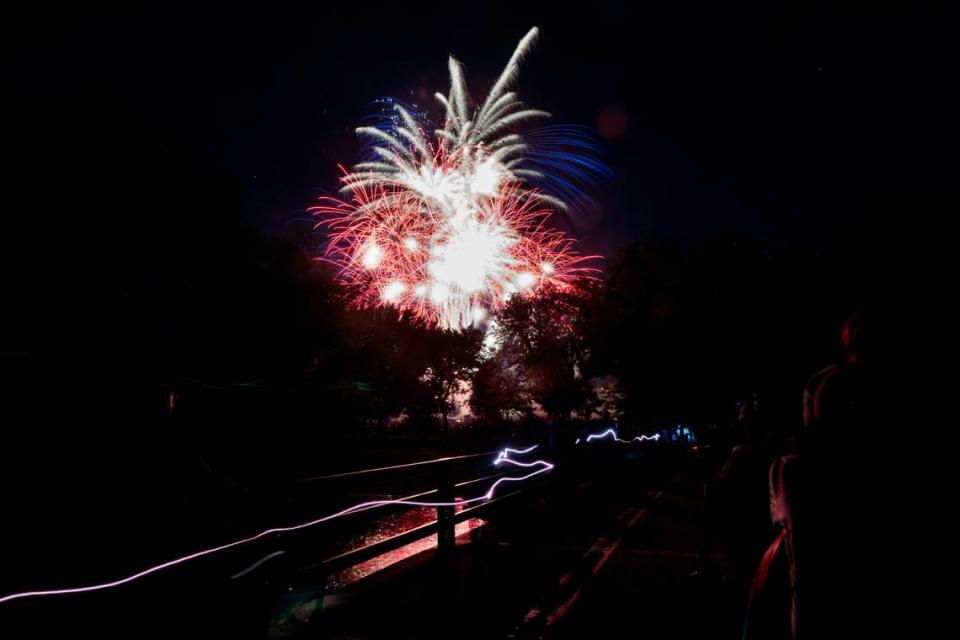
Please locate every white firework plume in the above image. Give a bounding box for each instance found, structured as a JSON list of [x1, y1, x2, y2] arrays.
[[341, 27, 567, 214]]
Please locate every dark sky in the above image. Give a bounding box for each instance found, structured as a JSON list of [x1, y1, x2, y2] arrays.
[[4, 2, 948, 259]]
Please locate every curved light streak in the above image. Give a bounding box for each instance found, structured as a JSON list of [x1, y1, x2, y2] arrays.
[[0, 446, 550, 605], [582, 428, 661, 445]]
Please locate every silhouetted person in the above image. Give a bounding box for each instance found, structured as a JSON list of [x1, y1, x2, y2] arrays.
[[752, 311, 877, 639], [716, 394, 777, 589]]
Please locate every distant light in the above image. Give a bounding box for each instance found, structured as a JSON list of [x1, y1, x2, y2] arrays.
[[472, 307, 486, 323], [414, 284, 428, 297], [404, 238, 418, 251], [481, 319, 503, 354], [541, 262, 554, 275]]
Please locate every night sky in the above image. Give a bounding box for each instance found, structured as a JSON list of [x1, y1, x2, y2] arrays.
[[5, 2, 947, 262]]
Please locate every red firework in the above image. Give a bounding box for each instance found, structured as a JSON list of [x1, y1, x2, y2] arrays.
[[311, 166, 597, 330]]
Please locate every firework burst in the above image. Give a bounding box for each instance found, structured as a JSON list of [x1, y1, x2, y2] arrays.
[[312, 27, 608, 329]]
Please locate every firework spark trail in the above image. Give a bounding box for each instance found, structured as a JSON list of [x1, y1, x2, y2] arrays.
[[0, 447, 551, 605], [311, 28, 608, 330]]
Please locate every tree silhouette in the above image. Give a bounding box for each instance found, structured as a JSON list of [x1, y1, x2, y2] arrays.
[[475, 284, 601, 422]]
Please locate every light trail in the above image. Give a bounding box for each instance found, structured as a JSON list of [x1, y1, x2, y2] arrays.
[[255, 449, 498, 487], [0, 446, 550, 605], [230, 550, 287, 579], [581, 428, 661, 445]]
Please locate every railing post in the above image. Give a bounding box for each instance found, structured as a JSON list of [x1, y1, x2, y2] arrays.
[[436, 467, 455, 557]]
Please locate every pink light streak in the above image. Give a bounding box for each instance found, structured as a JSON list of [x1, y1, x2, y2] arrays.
[[0, 446, 550, 606], [257, 449, 499, 487], [494, 444, 539, 465]]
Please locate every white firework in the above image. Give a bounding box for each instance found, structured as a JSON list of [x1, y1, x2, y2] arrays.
[[341, 27, 567, 215]]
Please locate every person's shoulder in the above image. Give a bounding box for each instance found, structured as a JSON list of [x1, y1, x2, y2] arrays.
[[804, 363, 843, 396]]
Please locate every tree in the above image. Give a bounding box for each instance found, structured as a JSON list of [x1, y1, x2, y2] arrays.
[[418, 328, 483, 430], [470, 347, 528, 423], [477, 285, 602, 422]]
